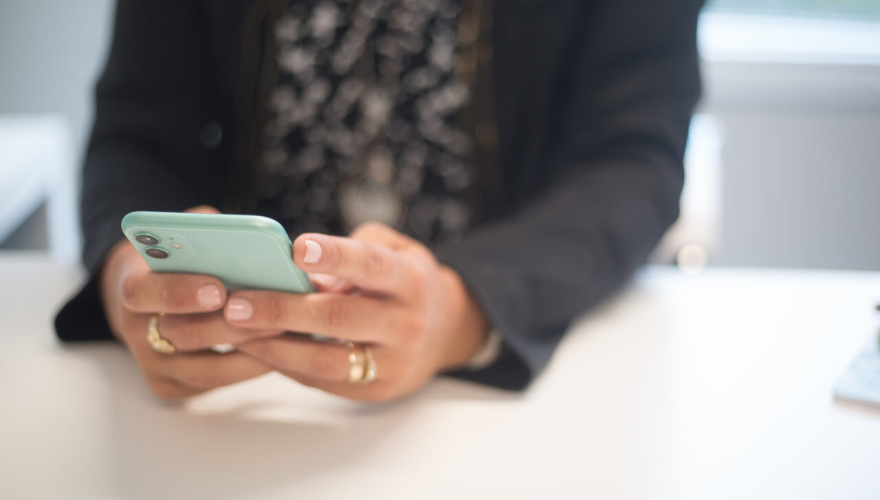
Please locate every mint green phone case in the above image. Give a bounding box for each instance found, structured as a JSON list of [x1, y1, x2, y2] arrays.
[[121, 211, 313, 294]]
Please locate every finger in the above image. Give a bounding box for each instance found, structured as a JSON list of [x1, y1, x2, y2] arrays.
[[279, 371, 407, 403], [236, 335, 398, 383], [120, 312, 272, 398], [309, 273, 356, 294], [348, 222, 434, 262], [144, 376, 204, 400], [292, 233, 425, 296], [185, 205, 221, 214], [163, 350, 274, 392], [235, 335, 351, 381], [224, 291, 416, 344], [157, 312, 284, 352], [349, 222, 416, 251], [120, 268, 227, 314]]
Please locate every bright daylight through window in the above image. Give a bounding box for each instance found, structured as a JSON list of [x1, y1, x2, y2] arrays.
[[709, 0, 880, 20]]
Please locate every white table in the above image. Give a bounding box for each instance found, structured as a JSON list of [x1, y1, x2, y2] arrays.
[[1, 252, 879, 500]]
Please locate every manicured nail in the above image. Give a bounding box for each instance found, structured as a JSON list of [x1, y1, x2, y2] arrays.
[[227, 298, 253, 321], [197, 285, 222, 308], [304, 239, 322, 264]]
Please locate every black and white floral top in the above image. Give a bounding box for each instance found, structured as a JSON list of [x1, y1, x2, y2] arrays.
[[256, 0, 473, 245]]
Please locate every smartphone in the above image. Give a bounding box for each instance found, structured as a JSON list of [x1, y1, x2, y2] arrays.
[[121, 211, 314, 294], [834, 340, 880, 409]]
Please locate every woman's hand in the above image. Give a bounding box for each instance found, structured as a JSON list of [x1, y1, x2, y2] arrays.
[[227, 223, 489, 402], [99, 206, 281, 399]]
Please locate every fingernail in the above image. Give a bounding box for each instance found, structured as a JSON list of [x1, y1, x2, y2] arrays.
[[197, 285, 222, 308], [227, 298, 253, 321], [304, 239, 322, 264]]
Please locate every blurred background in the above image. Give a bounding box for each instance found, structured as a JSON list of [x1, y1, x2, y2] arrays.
[[1, 0, 878, 270]]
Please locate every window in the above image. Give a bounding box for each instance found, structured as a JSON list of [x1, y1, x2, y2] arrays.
[[700, 0, 880, 66], [709, 0, 880, 21]]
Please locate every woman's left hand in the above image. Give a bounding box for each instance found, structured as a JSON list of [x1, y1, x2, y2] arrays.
[[226, 223, 489, 401]]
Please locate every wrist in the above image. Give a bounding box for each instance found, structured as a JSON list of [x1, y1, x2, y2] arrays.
[[437, 265, 489, 371], [462, 328, 503, 371]]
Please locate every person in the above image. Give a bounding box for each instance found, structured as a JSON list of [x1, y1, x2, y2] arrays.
[[55, 0, 704, 401]]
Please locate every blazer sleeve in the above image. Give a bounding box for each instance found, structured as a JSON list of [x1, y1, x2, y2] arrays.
[[56, 0, 216, 342], [437, 0, 704, 389]]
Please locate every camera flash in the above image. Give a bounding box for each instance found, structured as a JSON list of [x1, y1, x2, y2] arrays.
[[171, 243, 182, 249]]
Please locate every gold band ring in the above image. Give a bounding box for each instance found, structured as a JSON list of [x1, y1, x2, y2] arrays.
[[362, 345, 377, 384], [147, 313, 177, 354], [346, 342, 377, 385]]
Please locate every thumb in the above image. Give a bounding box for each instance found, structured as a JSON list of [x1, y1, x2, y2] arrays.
[[349, 222, 418, 251]]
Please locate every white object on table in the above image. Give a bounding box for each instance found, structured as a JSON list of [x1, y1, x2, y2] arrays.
[[654, 113, 725, 270], [1, 253, 879, 499], [0, 115, 79, 263]]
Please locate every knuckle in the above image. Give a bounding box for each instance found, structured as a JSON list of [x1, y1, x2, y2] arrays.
[[263, 296, 286, 325], [360, 245, 389, 278], [319, 239, 342, 270], [323, 298, 353, 332], [159, 284, 189, 310]]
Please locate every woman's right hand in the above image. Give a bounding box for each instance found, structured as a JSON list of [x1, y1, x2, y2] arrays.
[[98, 206, 280, 399]]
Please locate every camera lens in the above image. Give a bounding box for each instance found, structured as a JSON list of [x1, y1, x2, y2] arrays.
[[135, 233, 160, 246], [145, 248, 169, 259]]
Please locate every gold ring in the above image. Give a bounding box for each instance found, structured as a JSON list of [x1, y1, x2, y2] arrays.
[[362, 345, 377, 384], [147, 313, 177, 354], [346, 342, 377, 385]]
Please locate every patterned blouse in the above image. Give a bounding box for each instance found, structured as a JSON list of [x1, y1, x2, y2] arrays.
[[256, 0, 473, 245]]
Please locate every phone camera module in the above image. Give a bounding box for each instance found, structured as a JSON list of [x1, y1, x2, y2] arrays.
[[135, 233, 160, 246], [145, 248, 169, 259]]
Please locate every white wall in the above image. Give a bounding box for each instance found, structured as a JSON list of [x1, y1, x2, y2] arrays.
[[0, 0, 113, 177], [702, 59, 880, 271], [0, 0, 112, 251]]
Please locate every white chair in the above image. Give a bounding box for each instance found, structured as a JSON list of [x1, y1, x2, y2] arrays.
[[0, 115, 80, 263]]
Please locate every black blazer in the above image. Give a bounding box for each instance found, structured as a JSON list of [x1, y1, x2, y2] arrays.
[[56, 0, 703, 390]]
